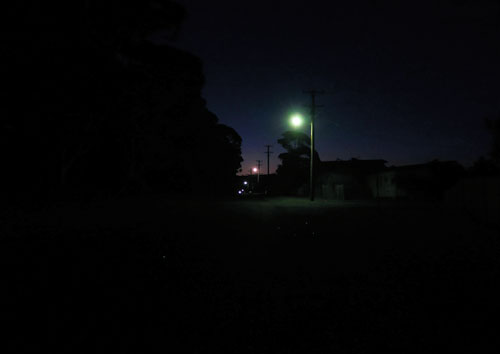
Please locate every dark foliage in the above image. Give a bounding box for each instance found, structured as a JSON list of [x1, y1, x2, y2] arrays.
[[468, 156, 500, 177], [275, 131, 320, 195], [467, 115, 500, 177], [485, 114, 500, 165], [1, 1, 242, 210]]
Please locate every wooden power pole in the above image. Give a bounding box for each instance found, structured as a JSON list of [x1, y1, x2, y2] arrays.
[[264, 145, 273, 176], [304, 89, 324, 201], [256, 159, 262, 184]]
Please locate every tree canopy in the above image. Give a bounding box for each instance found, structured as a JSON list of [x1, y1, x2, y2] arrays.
[[275, 131, 320, 195], [2, 1, 242, 209], [485, 114, 500, 165]]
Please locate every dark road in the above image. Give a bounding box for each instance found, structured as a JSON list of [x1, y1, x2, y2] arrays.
[[4, 197, 500, 353]]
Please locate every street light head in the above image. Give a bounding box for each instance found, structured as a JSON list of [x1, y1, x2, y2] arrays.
[[290, 114, 303, 127]]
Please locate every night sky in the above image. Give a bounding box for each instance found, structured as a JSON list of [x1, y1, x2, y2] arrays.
[[173, 0, 499, 174]]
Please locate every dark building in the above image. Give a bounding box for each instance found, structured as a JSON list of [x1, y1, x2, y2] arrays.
[[368, 160, 465, 200], [316, 159, 464, 201], [317, 159, 388, 200]]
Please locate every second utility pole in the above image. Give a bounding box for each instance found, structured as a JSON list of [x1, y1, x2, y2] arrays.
[[256, 159, 262, 184], [304, 89, 324, 201], [264, 145, 273, 176]]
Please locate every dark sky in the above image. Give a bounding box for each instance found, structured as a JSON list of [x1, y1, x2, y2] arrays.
[[174, 0, 499, 174]]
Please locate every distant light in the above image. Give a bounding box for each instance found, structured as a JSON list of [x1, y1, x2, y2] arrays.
[[253, 167, 258, 172], [243, 181, 248, 185], [290, 114, 303, 127], [238, 190, 242, 194]]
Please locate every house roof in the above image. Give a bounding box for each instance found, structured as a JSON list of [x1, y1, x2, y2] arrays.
[[388, 160, 464, 171], [321, 158, 388, 174]]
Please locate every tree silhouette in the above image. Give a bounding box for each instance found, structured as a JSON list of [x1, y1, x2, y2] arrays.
[[485, 114, 500, 165], [469, 114, 500, 176], [2, 1, 242, 209], [275, 131, 320, 195]]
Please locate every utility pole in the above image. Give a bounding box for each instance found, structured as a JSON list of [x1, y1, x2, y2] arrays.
[[304, 89, 324, 201], [264, 145, 273, 176], [256, 160, 262, 184], [264, 145, 273, 195]]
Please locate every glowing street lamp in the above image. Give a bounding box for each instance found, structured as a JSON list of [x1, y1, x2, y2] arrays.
[[290, 114, 303, 127], [253, 167, 260, 184], [289, 112, 315, 201], [288, 91, 323, 201]]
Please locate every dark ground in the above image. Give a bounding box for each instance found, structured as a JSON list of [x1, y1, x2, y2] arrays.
[[3, 196, 500, 353]]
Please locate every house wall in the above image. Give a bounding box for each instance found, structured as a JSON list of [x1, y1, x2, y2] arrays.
[[367, 171, 399, 198], [318, 161, 465, 201], [369, 166, 441, 200], [318, 173, 371, 200], [317, 173, 349, 199]]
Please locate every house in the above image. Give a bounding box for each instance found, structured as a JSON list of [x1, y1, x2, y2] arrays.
[[317, 159, 388, 200], [368, 160, 465, 200], [317, 159, 464, 200]]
